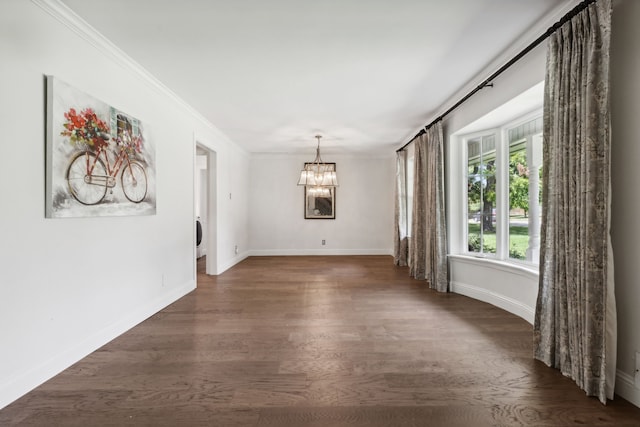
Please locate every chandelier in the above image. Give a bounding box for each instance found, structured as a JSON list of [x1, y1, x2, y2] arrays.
[[297, 135, 338, 196]]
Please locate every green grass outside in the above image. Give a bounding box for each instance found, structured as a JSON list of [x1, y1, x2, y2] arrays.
[[468, 223, 529, 259]]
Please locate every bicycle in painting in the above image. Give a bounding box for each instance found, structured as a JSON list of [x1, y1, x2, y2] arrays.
[[63, 108, 148, 205]]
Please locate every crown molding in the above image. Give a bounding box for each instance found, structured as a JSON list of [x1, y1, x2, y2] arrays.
[[31, 0, 233, 145]]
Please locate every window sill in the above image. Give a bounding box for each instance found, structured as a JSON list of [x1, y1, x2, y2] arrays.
[[447, 254, 539, 280]]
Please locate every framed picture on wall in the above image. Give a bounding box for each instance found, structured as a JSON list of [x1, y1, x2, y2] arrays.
[[45, 75, 156, 218], [303, 162, 336, 219]]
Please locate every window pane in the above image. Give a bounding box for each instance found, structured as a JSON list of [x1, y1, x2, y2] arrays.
[[467, 138, 481, 253], [467, 136, 496, 255], [508, 122, 542, 263], [508, 144, 529, 260]]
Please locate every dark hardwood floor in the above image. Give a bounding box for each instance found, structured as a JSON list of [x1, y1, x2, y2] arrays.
[[2, 256, 639, 426]]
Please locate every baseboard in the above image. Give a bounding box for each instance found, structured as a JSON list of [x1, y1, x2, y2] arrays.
[[217, 251, 250, 274], [616, 370, 640, 408], [0, 279, 195, 410], [214, 250, 393, 274], [248, 249, 393, 256], [450, 280, 535, 324]]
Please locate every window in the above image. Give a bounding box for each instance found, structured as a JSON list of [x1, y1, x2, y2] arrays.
[[462, 114, 543, 264]]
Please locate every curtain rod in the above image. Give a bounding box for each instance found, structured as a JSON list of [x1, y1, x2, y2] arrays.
[[396, 0, 597, 153]]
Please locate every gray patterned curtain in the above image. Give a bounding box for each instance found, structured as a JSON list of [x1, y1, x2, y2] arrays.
[[408, 122, 448, 292], [394, 151, 408, 266], [533, 0, 616, 404]]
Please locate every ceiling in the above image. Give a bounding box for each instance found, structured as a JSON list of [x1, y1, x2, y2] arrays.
[[60, 0, 569, 154]]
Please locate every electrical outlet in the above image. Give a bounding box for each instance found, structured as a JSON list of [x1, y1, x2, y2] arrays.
[[635, 352, 640, 389], [322, 240, 326, 245]]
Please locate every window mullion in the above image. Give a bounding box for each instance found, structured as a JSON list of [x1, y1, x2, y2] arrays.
[[495, 128, 509, 260]]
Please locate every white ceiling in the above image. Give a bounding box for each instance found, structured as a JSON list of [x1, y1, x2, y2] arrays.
[[60, 0, 569, 154]]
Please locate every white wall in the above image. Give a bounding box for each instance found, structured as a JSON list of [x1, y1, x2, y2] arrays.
[[223, 143, 251, 269], [0, 0, 249, 409], [449, 257, 538, 323], [610, 0, 640, 407], [249, 153, 394, 255]]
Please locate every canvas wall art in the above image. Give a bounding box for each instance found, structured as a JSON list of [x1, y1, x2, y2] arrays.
[[46, 76, 156, 218]]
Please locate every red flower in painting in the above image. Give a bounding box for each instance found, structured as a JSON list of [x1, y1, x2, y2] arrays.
[[61, 107, 110, 149]]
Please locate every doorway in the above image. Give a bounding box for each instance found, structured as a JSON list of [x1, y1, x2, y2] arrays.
[[195, 144, 217, 276]]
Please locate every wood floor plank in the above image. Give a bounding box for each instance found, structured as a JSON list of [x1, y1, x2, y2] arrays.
[[1, 255, 639, 426]]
